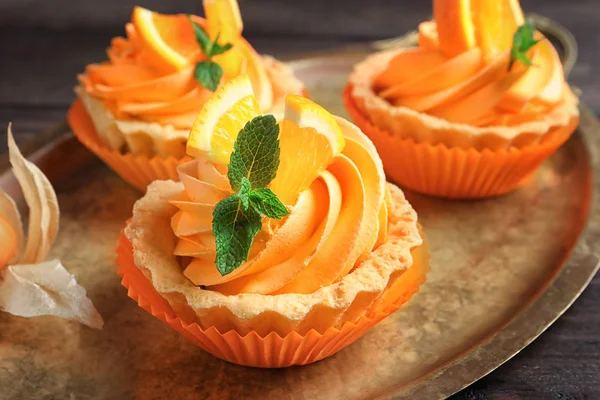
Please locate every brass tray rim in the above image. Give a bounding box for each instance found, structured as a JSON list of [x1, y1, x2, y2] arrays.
[[5, 103, 596, 400]]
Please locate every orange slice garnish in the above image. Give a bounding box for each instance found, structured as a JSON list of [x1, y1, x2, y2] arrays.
[[471, 0, 525, 61], [203, 0, 245, 79], [132, 6, 201, 73], [186, 75, 261, 164], [269, 95, 345, 205], [204, 0, 243, 43], [434, 0, 476, 57], [434, 0, 525, 61], [186, 76, 345, 205]]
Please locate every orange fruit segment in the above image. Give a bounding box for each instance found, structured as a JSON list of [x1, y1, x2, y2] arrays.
[[186, 75, 261, 163], [203, 0, 245, 79], [433, 0, 476, 57], [434, 0, 525, 61], [132, 6, 201, 73], [204, 0, 243, 43], [471, 0, 525, 62], [269, 95, 346, 206], [186, 77, 344, 206]]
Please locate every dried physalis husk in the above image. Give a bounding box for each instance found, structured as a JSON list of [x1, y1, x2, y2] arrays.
[[0, 125, 103, 329]]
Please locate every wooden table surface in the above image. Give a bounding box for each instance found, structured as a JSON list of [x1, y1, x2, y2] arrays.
[[1, 0, 599, 398]]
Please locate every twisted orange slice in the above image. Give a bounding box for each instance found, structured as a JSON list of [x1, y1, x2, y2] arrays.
[[434, 0, 524, 61], [204, 0, 243, 42], [132, 6, 200, 73], [186, 75, 261, 164], [204, 0, 245, 79]]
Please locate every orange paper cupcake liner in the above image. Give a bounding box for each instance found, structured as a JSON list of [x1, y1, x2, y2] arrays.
[[343, 85, 579, 199], [68, 99, 190, 192], [115, 230, 428, 368]]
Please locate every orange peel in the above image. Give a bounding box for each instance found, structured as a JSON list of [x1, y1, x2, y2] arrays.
[[434, 0, 524, 61], [132, 6, 200, 73]]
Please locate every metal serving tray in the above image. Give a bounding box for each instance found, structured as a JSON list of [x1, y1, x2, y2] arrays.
[[1, 20, 598, 400]]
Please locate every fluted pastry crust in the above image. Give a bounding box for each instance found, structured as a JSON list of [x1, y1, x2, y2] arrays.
[[349, 48, 579, 151], [124, 180, 422, 336]]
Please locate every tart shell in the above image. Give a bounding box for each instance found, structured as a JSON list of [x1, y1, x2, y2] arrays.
[[116, 180, 428, 367], [69, 56, 306, 192], [343, 85, 579, 199]]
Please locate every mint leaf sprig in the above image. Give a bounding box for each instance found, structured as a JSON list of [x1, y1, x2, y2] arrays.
[[189, 18, 234, 91], [509, 19, 543, 71], [212, 115, 290, 276]]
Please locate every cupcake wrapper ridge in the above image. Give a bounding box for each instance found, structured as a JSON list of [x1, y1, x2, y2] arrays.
[[343, 85, 579, 199], [116, 230, 428, 368], [68, 99, 190, 192]]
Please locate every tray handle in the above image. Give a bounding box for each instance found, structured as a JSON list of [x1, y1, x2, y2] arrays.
[[529, 13, 578, 76]]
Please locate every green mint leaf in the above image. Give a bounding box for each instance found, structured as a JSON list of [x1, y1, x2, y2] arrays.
[[188, 20, 233, 59], [212, 115, 288, 276], [249, 188, 290, 220], [239, 177, 252, 211], [240, 177, 252, 195], [208, 32, 234, 57], [227, 115, 280, 191], [509, 19, 542, 71], [212, 193, 262, 276], [194, 61, 223, 91], [211, 42, 234, 56], [189, 17, 212, 55], [239, 193, 250, 211]]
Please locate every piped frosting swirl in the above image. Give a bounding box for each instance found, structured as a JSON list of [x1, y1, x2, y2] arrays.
[[170, 118, 391, 295]]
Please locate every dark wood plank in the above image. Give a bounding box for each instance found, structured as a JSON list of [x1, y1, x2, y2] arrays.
[[0, 106, 67, 154], [1, 0, 599, 110]]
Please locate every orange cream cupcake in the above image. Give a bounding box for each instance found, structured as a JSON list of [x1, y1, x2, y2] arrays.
[[69, 0, 304, 192], [116, 75, 428, 367], [345, 0, 579, 198]]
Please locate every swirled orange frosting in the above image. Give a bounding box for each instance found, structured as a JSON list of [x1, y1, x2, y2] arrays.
[[169, 118, 391, 295], [78, 16, 272, 129], [373, 21, 570, 127]]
